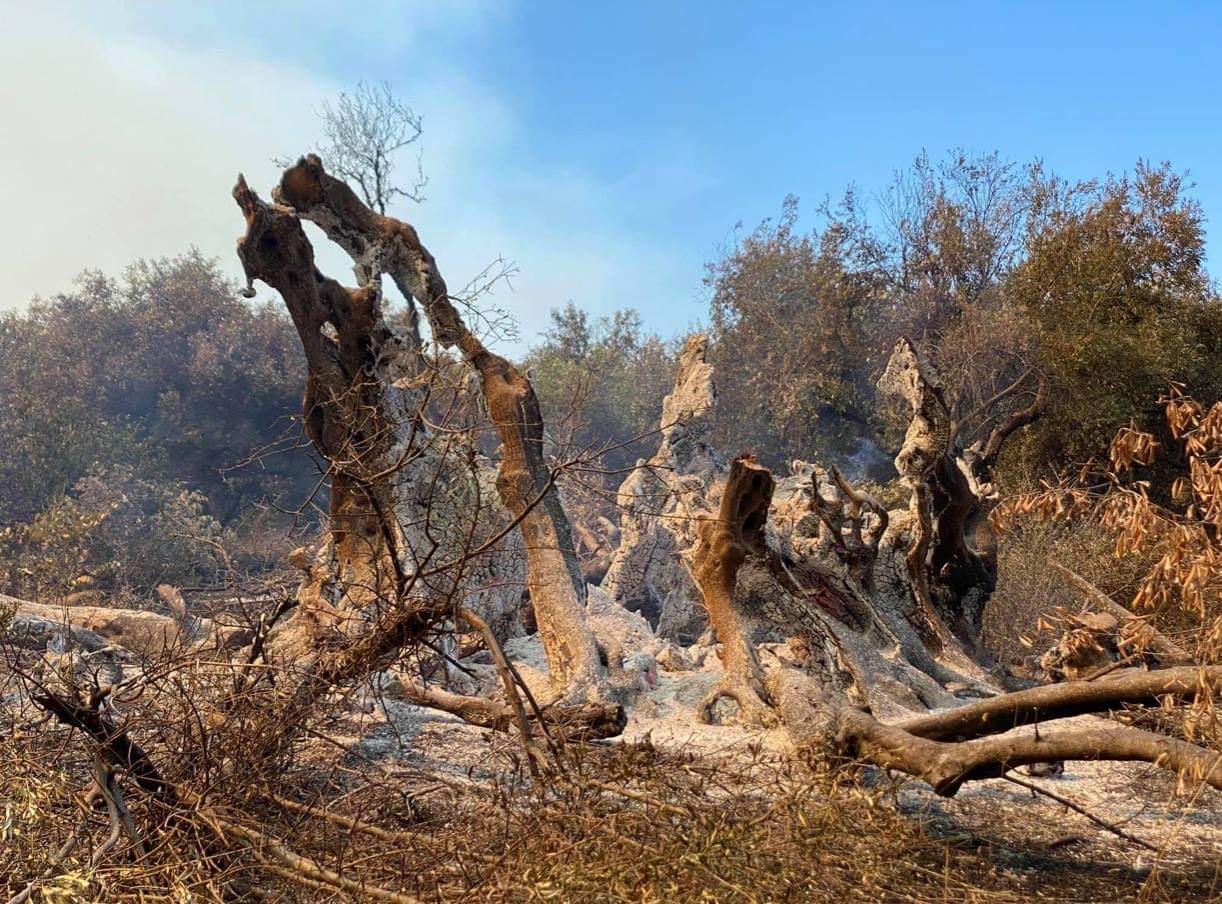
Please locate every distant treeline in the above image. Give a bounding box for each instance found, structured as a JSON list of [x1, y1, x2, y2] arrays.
[[2, 152, 1219, 600]]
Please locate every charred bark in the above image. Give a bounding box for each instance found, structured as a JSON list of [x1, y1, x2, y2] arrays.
[[234, 176, 421, 646], [690, 455, 778, 725], [602, 335, 721, 643], [877, 338, 1046, 647], [272, 155, 604, 702], [895, 665, 1222, 742], [229, 175, 619, 742], [836, 704, 1222, 797], [681, 450, 1222, 797]]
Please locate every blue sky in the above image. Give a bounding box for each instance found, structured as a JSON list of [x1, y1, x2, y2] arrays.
[[3, 1, 1221, 348]]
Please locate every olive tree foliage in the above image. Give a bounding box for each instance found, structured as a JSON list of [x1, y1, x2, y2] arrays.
[[0, 463, 226, 601], [832, 150, 1034, 336], [703, 151, 1220, 481], [705, 196, 886, 474], [523, 152, 1217, 491], [1010, 162, 1222, 467], [829, 152, 1043, 456]]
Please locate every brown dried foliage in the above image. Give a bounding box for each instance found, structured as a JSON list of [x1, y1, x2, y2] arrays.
[[994, 389, 1222, 663]]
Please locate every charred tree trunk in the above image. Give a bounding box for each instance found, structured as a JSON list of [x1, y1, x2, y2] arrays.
[[613, 338, 1221, 793], [271, 155, 604, 702], [233, 176, 426, 649], [606, 330, 1173, 728], [879, 337, 981, 649], [603, 337, 973, 731], [690, 455, 778, 725], [673, 426, 1222, 794], [603, 335, 721, 642], [229, 175, 619, 743]]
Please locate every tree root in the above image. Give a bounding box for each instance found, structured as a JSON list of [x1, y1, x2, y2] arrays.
[[698, 675, 778, 727]]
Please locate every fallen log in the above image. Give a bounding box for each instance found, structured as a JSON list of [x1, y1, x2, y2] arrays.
[[897, 665, 1222, 742], [836, 705, 1222, 797]]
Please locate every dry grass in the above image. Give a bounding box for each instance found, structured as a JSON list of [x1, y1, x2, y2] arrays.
[[4, 389, 1219, 903], [983, 518, 1153, 668], [3, 724, 1219, 904]]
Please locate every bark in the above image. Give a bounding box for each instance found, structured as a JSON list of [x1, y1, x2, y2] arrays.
[[835, 706, 1222, 797], [602, 335, 720, 642], [272, 155, 604, 703], [814, 465, 888, 590], [895, 666, 1222, 742], [237, 163, 521, 645], [679, 451, 1222, 796], [605, 335, 998, 725], [571, 515, 616, 585], [879, 338, 979, 646], [230, 176, 619, 742], [690, 455, 778, 725], [233, 176, 429, 646], [396, 681, 626, 741]]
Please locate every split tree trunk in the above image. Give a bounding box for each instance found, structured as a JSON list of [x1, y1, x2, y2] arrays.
[[233, 176, 426, 648], [272, 155, 604, 702], [615, 336, 1219, 794], [602, 335, 721, 641], [608, 334, 1004, 726], [229, 174, 619, 743]]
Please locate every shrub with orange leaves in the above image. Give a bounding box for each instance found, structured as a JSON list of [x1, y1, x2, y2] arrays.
[[994, 387, 1222, 662]]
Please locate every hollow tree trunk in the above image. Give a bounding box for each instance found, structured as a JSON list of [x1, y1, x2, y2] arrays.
[[604, 337, 1220, 793], [272, 155, 604, 702], [879, 337, 983, 649], [226, 176, 617, 753], [679, 426, 1222, 794], [233, 173, 522, 661], [234, 177, 427, 649], [602, 335, 720, 642], [606, 335, 1002, 726], [690, 455, 778, 725]]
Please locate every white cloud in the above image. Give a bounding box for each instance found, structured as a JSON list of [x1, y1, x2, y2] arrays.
[[0, 2, 704, 350]]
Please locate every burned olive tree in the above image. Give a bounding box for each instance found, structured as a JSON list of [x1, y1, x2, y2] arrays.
[[268, 154, 606, 703], [606, 331, 1221, 792]]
